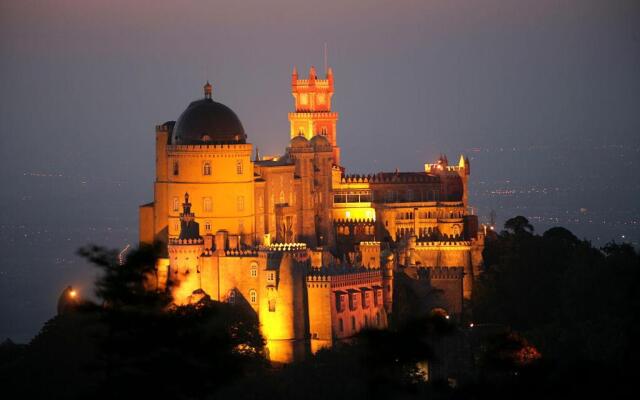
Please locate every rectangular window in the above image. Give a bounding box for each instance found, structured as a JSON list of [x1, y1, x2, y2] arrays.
[[237, 196, 244, 211], [203, 197, 212, 212], [172, 197, 180, 212], [173, 160, 179, 176], [203, 161, 211, 176], [333, 194, 346, 203], [236, 160, 243, 175], [339, 318, 344, 332]]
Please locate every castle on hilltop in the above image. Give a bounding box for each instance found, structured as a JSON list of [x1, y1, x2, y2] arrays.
[[138, 66, 484, 363]]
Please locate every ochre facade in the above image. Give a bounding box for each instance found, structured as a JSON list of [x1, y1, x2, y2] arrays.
[[139, 67, 484, 363]]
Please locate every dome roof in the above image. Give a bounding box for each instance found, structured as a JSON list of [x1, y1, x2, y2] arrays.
[[290, 135, 310, 148], [310, 134, 330, 148], [172, 84, 246, 145]]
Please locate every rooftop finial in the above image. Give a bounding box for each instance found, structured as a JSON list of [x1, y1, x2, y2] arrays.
[[204, 81, 212, 99]]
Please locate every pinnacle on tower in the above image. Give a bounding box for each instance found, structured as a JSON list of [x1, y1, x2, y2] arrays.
[[204, 81, 212, 99], [292, 66, 298, 85], [179, 192, 200, 240], [309, 66, 317, 81]]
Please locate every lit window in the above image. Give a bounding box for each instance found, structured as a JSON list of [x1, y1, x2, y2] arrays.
[[172, 197, 180, 212], [203, 197, 212, 212], [321, 127, 327, 136], [250, 263, 258, 278], [236, 160, 243, 175], [203, 161, 211, 176], [249, 289, 257, 304], [173, 160, 179, 176], [237, 196, 244, 211], [204, 222, 211, 232]]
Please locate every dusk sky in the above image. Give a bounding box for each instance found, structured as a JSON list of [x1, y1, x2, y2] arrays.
[[1, 0, 639, 340]]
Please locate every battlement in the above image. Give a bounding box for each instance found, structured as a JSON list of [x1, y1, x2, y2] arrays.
[[292, 78, 332, 87], [425, 266, 465, 280], [333, 218, 375, 225], [425, 164, 463, 173], [414, 240, 472, 247], [288, 112, 338, 118], [168, 237, 204, 245], [341, 172, 439, 185], [259, 242, 307, 252], [167, 143, 253, 152], [222, 248, 259, 257]]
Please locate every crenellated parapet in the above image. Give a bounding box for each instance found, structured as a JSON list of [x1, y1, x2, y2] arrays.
[[223, 248, 259, 257], [425, 266, 465, 280], [259, 242, 307, 252], [333, 218, 375, 225], [341, 172, 439, 184], [168, 237, 204, 246]]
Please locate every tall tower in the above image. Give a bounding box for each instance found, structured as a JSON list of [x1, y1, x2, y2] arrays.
[[289, 66, 340, 165]]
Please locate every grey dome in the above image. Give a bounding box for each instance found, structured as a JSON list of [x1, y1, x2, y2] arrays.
[[172, 97, 246, 145]]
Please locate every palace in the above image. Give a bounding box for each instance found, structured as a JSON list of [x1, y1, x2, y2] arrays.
[[138, 66, 484, 363]]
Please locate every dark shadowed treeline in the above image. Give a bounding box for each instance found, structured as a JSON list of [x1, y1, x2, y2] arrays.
[[1, 219, 639, 399]]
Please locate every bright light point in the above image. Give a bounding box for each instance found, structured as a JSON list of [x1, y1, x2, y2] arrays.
[[445, 315, 450, 320], [469, 323, 474, 328], [69, 290, 77, 298]]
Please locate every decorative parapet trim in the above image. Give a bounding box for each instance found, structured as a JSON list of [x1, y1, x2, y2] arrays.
[[223, 249, 259, 257], [259, 242, 307, 252], [333, 218, 375, 225], [168, 238, 204, 245]]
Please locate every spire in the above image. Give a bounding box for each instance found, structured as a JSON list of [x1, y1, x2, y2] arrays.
[[458, 154, 466, 168], [292, 66, 298, 85], [204, 81, 212, 100], [309, 66, 317, 81], [327, 66, 334, 86], [179, 192, 200, 240], [254, 147, 261, 162]]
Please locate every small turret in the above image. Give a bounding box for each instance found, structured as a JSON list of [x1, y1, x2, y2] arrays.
[[382, 251, 394, 314], [291, 65, 298, 86], [327, 67, 334, 86], [179, 192, 200, 240], [309, 66, 317, 83], [203, 81, 212, 100]]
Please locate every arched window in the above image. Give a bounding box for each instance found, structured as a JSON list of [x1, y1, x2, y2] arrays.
[[236, 160, 243, 175], [203, 161, 211, 176], [321, 127, 327, 136], [249, 289, 257, 304], [228, 290, 236, 304], [250, 262, 258, 278], [339, 318, 344, 332], [172, 197, 180, 212], [351, 316, 356, 331], [376, 312, 381, 327], [204, 222, 211, 232]]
